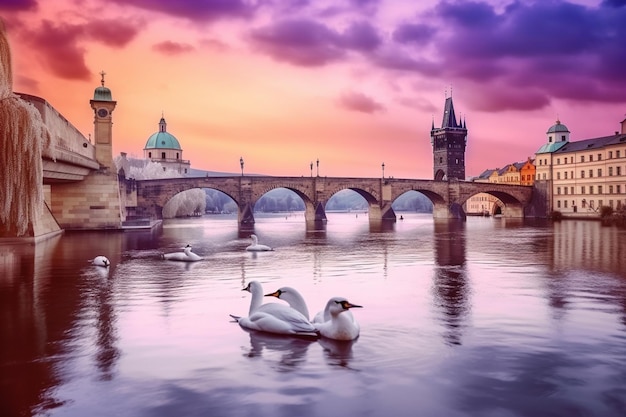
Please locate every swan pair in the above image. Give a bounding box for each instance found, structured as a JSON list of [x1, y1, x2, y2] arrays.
[[162, 244, 203, 262], [265, 286, 362, 341], [89, 256, 110, 267], [232, 281, 318, 337], [246, 234, 273, 252]]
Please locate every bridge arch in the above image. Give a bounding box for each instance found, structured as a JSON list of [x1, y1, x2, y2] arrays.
[[458, 189, 527, 218]]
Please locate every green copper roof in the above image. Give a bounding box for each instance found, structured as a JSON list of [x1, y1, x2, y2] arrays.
[[93, 86, 112, 101], [536, 141, 567, 154], [144, 117, 182, 150], [546, 120, 569, 134]]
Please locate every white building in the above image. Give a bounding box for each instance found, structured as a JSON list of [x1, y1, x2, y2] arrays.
[[535, 118, 626, 217]]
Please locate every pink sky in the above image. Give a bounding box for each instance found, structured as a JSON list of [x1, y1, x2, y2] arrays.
[[2, 0, 625, 178]]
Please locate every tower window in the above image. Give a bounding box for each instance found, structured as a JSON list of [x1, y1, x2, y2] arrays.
[[161, 152, 166, 159], [176, 152, 179, 159], [148, 152, 152, 158]]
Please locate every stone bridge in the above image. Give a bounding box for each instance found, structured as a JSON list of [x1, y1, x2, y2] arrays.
[[130, 176, 535, 224]]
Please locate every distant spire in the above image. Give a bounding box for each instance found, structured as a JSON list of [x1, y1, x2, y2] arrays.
[[100, 70, 106, 87], [431, 115, 435, 131]]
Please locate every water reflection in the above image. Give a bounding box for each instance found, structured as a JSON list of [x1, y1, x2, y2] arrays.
[[432, 220, 469, 346], [242, 330, 315, 371], [318, 337, 357, 369]]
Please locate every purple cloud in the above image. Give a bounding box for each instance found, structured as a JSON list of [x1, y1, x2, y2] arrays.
[[85, 19, 139, 48], [0, 0, 37, 12], [109, 0, 257, 23], [248, 19, 345, 66], [387, 0, 626, 110], [249, 18, 381, 66], [338, 91, 386, 114], [153, 41, 195, 55]]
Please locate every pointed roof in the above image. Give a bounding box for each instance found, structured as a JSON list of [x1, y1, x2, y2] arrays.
[[441, 97, 460, 128]]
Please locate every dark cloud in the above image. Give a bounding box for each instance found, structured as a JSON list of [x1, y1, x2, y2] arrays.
[[249, 18, 381, 66], [153, 41, 195, 55], [85, 19, 139, 48], [109, 0, 257, 23], [341, 21, 382, 51], [27, 21, 91, 80], [392, 23, 436, 45], [248, 19, 344, 66], [0, 0, 37, 12], [22, 19, 139, 81], [338, 91, 386, 114], [387, 0, 626, 110]]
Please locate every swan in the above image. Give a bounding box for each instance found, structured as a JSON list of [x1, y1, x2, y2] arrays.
[[89, 256, 110, 267], [265, 286, 354, 325], [246, 234, 273, 252], [162, 244, 203, 262], [232, 281, 318, 338], [314, 297, 362, 341]]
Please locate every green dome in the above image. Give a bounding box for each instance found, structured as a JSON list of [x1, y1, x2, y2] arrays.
[[547, 120, 569, 134], [144, 117, 182, 150], [93, 86, 112, 101]]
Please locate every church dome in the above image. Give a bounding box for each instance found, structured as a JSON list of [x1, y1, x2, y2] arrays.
[[93, 86, 112, 101], [144, 117, 182, 150], [546, 120, 569, 134]]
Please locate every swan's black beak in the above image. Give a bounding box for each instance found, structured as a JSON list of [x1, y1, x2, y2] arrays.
[[242, 283, 251, 292]]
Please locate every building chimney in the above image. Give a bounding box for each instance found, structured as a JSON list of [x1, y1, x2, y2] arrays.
[[621, 117, 626, 134]]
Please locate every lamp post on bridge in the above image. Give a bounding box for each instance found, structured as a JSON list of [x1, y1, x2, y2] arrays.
[[240, 157, 244, 176], [310, 161, 313, 177], [382, 162, 385, 179], [316, 158, 319, 177]]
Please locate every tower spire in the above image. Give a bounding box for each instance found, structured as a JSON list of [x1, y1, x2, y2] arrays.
[[100, 70, 106, 87]]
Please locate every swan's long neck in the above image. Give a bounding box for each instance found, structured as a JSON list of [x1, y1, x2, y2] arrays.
[[248, 283, 264, 315], [287, 291, 310, 320], [251, 235, 258, 245]]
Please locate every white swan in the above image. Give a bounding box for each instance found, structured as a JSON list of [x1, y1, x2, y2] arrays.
[[246, 234, 273, 251], [233, 281, 318, 337], [89, 256, 110, 267], [162, 244, 203, 262], [314, 297, 362, 341], [265, 286, 354, 325]]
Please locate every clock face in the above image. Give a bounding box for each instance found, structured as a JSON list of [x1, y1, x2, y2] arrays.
[[97, 108, 109, 118]]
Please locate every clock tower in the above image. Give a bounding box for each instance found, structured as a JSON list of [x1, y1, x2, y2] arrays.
[[430, 95, 467, 180], [90, 71, 117, 170]]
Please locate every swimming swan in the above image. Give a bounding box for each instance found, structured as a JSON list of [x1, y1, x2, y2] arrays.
[[314, 297, 362, 341], [265, 286, 354, 325], [162, 244, 203, 262], [246, 234, 273, 252], [90, 256, 110, 267], [233, 281, 318, 337]]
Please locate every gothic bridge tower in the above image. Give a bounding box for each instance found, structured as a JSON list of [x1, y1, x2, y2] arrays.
[[430, 96, 467, 180]]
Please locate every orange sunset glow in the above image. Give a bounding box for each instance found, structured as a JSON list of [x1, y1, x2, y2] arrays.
[[2, 0, 625, 178]]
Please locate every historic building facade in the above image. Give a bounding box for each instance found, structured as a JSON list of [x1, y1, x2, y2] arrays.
[[431, 96, 467, 180], [143, 117, 190, 175], [465, 158, 536, 216], [535, 118, 626, 217]]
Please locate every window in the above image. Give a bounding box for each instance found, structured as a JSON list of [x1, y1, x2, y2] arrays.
[[598, 169, 602, 177], [590, 155, 594, 162], [148, 152, 152, 158], [557, 200, 561, 208], [589, 169, 593, 178], [590, 186, 594, 194], [564, 171, 568, 179], [557, 172, 561, 180], [161, 152, 166, 159], [599, 186, 603, 194], [590, 200, 594, 209], [582, 199, 587, 208], [618, 185, 622, 194], [609, 167, 613, 176], [564, 200, 568, 208], [609, 200, 614, 208], [609, 185, 613, 194], [598, 153, 602, 161], [557, 187, 561, 195], [561, 135, 566, 141], [571, 187, 574, 195], [581, 170, 585, 178], [543, 173, 547, 180], [618, 150, 622, 158], [581, 186, 585, 194], [176, 152, 179, 159], [581, 155, 585, 162], [609, 151, 613, 159], [564, 187, 568, 195], [618, 167, 622, 176]]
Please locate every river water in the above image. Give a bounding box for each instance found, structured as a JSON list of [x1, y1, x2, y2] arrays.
[[1, 213, 625, 417]]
